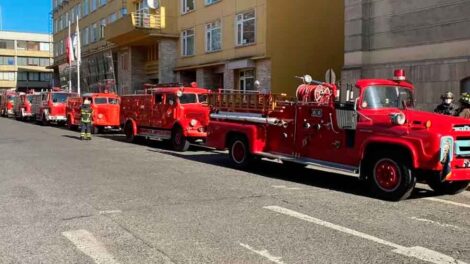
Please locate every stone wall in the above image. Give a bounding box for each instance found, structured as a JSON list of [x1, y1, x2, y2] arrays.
[[159, 39, 177, 83], [130, 47, 147, 92]]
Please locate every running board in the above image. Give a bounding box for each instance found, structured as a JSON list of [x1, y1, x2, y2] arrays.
[[258, 152, 360, 177]]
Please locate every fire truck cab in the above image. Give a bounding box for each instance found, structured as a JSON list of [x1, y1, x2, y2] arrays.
[[0, 90, 16, 117], [31, 90, 78, 125], [207, 70, 470, 201], [121, 84, 210, 151], [13, 92, 35, 120], [66, 92, 121, 133]]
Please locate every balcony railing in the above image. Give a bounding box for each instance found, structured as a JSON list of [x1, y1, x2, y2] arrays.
[[132, 12, 161, 29]]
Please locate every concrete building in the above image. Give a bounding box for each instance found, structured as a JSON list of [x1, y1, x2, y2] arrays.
[[0, 31, 53, 92], [343, 0, 470, 110], [52, 0, 343, 95], [175, 0, 344, 94]]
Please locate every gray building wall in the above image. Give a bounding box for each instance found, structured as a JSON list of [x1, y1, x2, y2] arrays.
[[343, 0, 470, 110]]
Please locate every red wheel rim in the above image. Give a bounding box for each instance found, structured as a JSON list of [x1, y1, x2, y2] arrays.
[[374, 159, 401, 191], [232, 141, 246, 164]]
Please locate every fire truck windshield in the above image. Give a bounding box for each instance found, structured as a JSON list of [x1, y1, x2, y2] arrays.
[[362, 86, 414, 109], [52, 93, 69, 103], [95, 98, 108, 104], [179, 94, 198, 104]]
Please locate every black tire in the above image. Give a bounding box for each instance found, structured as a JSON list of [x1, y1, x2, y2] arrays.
[[171, 126, 190, 152], [228, 136, 254, 169], [427, 175, 470, 195], [67, 116, 76, 130], [124, 122, 136, 143], [92, 126, 100, 134], [364, 152, 416, 201]]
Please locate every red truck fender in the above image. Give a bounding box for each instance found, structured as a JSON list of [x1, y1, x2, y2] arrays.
[[360, 136, 420, 169], [124, 118, 138, 136], [208, 121, 267, 153]]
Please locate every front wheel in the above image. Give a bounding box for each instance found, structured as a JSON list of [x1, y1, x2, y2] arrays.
[[428, 175, 469, 195], [365, 153, 416, 201], [41, 113, 49, 126], [228, 136, 254, 169], [171, 126, 190, 152]]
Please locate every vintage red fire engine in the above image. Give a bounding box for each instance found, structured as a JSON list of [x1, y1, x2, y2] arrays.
[[120, 83, 210, 151], [31, 89, 78, 125], [0, 90, 16, 117], [13, 92, 35, 120], [66, 92, 121, 133], [207, 70, 470, 201]]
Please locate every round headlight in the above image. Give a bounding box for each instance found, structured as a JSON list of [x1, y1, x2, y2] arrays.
[[304, 75, 313, 84], [98, 114, 104, 119], [190, 119, 197, 127], [391, 112, 406, 125], [176, 90, 183, 97]]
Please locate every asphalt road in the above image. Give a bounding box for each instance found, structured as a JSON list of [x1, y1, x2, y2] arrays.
[[0, 117, 469, 264]]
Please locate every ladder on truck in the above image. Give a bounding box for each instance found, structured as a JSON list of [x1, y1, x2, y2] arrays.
[[208, 89, 289, 114]]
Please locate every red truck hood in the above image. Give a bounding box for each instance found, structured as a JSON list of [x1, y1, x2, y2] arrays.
[[50, 103, 66, 116], [182, 104, 210, 126], [93, 104, 120, 126]]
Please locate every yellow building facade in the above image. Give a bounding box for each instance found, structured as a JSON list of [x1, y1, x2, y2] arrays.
[[52, 0, 343, 95], [0, 31, 53, 91], [175, 0, 344, 94]]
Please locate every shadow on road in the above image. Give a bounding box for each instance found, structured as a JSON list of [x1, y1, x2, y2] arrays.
[[147, 148, 439, 201], [61, 135, 83, 141]]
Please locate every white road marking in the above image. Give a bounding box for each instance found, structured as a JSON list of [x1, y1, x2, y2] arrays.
[[99, 210, 122, 215], [272, 185, 303, 191], [424, 197, 470, 209], [410, 217, 463, 230], [62, 229, 119, 264], [264, 206, 466, 264], [240, 243, 285, 264]]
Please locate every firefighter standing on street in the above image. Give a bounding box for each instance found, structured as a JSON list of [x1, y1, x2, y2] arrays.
[[434, 91, 458, 116], [80, 99, 93, 140]]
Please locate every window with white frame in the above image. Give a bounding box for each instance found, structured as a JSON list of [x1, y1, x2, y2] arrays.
[[181, 0, 195, 14], [91, 23, 98, 42], [181, 28, 195, 56], [236, 10, 256, 46], [206, 20, 221, 52], [0, 72, 15, 81], [100, 19, 106, 39], [239, 69, 255, 91], [205, 0, 220, 5], [91, 0, 97, 12]]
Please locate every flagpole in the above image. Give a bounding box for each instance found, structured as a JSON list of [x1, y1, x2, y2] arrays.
[[68, 20, 72, 93], [76, 16, 81, 95]]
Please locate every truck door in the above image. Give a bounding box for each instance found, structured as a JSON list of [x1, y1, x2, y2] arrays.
[[150, 93, 164, 128], [161, 93, 177, 129]]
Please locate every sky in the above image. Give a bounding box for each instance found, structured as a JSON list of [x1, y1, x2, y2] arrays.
[[0, 0, 51, 33]]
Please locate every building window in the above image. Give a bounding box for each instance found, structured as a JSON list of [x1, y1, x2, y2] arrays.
[[181, 28, 195, 56], [120, 8, 128, 17], [107, 12, 117, 23], [206, 20, 221, 52], [83, 27, 90, 45], [91, 0, 97, 12], [462, 77, 470, 94], [239, 69, 255, 91], [100, 19, 106, 39], [29, 72, 39, 81], [205, 0, 220, 5], [82, 0, 89, 17], [236, 10, 256, 46], [0, 56, 15, 65], [59, 39, 64, 55], [0, 72, 16, 81], [40, 58, 51, 67], [0, 39, 15, 49], [181, 0, 195, 14], [100, 0, 107, 6], [40, 73, 52, 82], [40, 43, 50, 51], [91, 23, 98, 43], [18, 72, 28, 81]]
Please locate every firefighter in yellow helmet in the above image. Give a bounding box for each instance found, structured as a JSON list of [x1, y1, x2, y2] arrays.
[[80, 98, 93, 140]]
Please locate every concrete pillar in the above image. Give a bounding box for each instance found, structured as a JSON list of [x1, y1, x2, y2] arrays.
[[158, 39, 177, 83]]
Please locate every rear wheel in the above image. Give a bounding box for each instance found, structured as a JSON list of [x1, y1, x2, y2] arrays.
[[124, 122, 136, 143], [67, 116, 76, 130], [171, 126, 190, 152], [427, 174, 470, 195], [41, 113, 49, 126], [365, 152, 416, 201], [228, 136, 254, 169]]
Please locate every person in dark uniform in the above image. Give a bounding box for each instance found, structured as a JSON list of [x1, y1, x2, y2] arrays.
[[434, 91, 458, 116], [80, 99, 93, 140], [459, 93, 470, 119]]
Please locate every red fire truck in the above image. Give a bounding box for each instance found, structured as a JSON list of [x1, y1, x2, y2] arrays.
[[31, 89, 78, 125], [207, 70, 470, 201], [0, 90, 16, 117], [13, 92, 35, 120], [66, 92, 121, 133], [120, 84, 210, 151]]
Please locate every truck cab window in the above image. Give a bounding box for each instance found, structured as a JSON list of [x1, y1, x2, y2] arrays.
[[166, 94, 177, 106], [179, 93, 197, 104], [94, 98, 108, 104], [155, 94, 163, 104]]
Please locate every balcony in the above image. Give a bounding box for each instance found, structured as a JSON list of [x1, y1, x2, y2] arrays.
[[105, 11, 177, 45]]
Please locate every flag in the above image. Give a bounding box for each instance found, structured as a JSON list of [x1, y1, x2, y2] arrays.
[[73, 17, 81, 64], [66, 21, 74, 65]]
